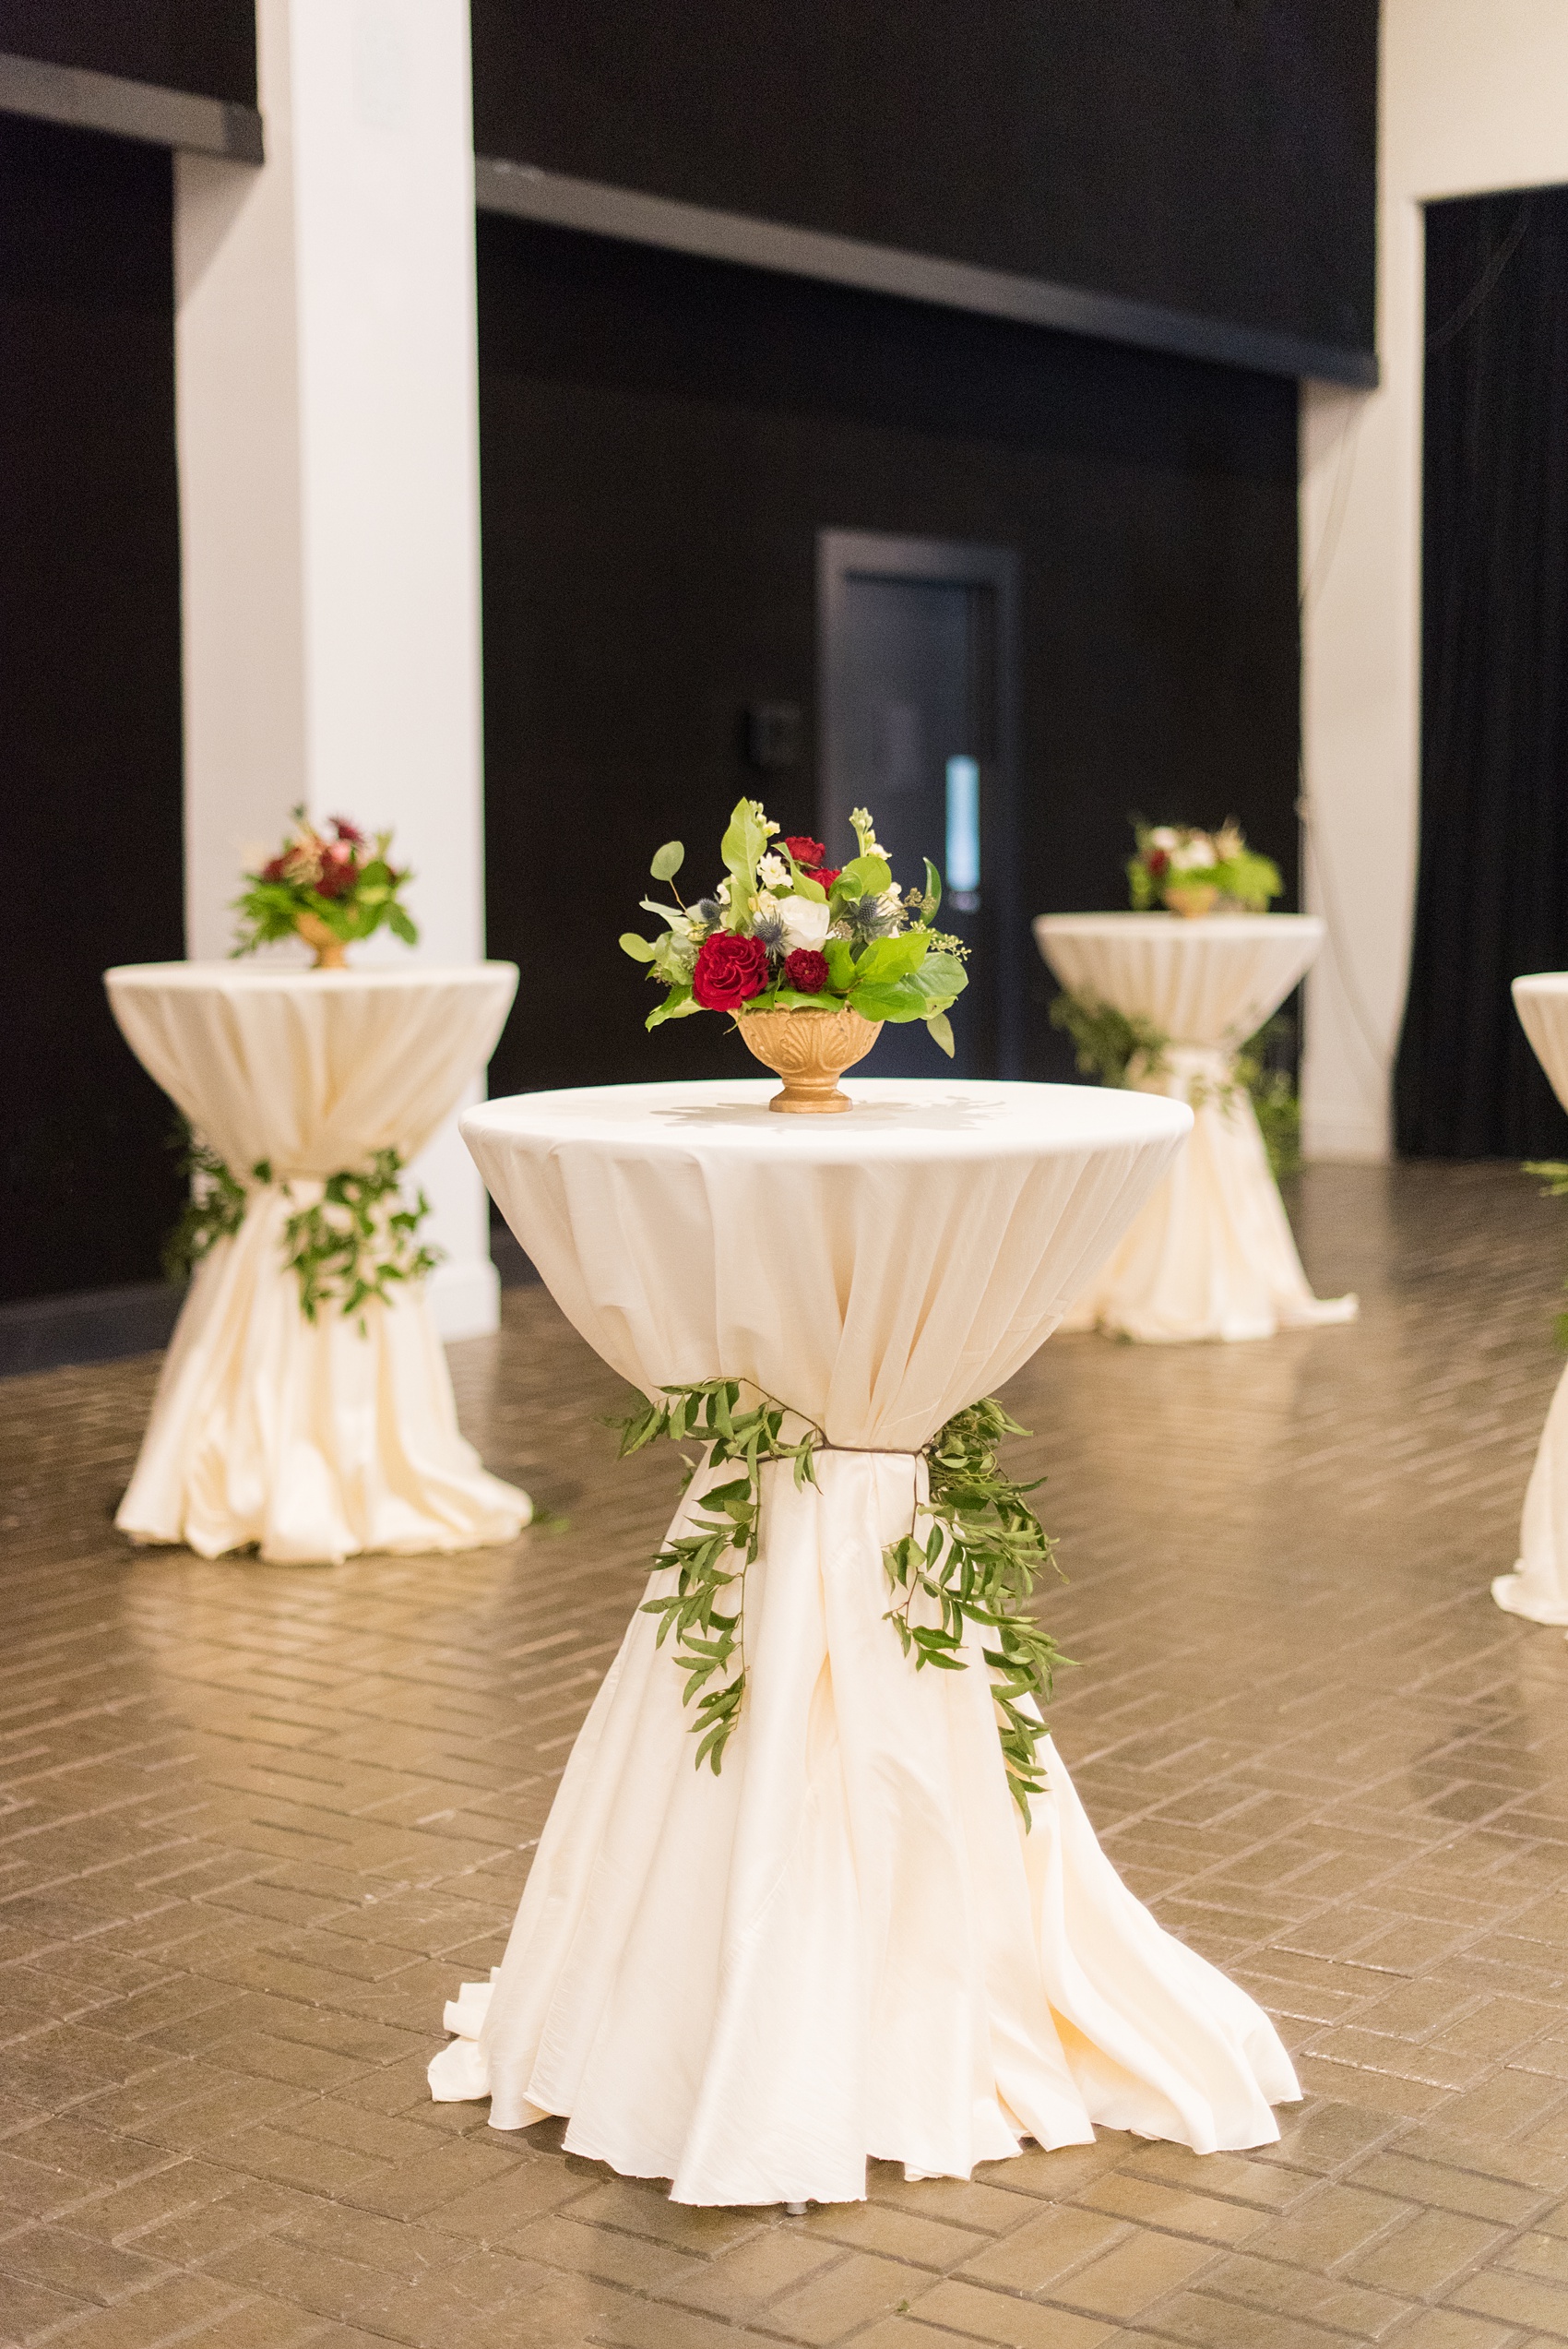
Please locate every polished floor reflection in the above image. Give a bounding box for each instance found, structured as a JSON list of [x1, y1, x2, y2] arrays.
[[6, 1163, 1568, 2348]]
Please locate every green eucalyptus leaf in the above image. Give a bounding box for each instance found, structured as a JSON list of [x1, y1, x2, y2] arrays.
[[925, 1011, 956, 1057], [647, 984, 702, 1029], [619, 931, 659, 962], [650, 840, 685, 883]]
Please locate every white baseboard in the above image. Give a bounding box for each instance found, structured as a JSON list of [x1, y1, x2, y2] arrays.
[[428, 1253, 501, 1341]]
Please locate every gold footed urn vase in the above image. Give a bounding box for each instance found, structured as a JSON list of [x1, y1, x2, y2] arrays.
[[738, 1005, 883, 1114], [294, 912, 349, 970]]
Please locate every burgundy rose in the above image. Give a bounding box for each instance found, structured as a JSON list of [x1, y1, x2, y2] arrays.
[[815, 866, 842, 891], [1146, 848, 1170, 878], [693, 930, 768, 1010], [783, 835, 826, 868], [315, 842, 358, 900], [260, 855, 288, 882], [783, 948, 830, 994], [329, 815, 366, 845]]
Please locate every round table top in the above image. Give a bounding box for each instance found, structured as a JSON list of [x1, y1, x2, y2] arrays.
[[1033, 912, 1324, 946], [463, 1076, 1192, 1165], [105, 961, 519, 1176], [464, 1079, 1191, 1449], [104, 960, 517, 996], [1033, 914, 1324, 1047]]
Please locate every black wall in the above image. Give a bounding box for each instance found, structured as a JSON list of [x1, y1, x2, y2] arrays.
[[479, 219, 1301, 1100], [0, 2, 255, 103], [472, 0, 1377, 365], [1397, 187, 1568, 1159], [0, 117, 185, 1304]]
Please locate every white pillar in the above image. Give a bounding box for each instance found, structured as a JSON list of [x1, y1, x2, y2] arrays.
[[1300, 0, 1568, 1163], [172, 0, 497, 1336]]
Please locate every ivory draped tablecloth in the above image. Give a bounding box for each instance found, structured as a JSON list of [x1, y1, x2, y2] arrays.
[[429, 1077, 1300, 2207], [104, 963, 530, 1565], [1494, 975, 1568, 1627], [1035, 913, 1357, 1343]]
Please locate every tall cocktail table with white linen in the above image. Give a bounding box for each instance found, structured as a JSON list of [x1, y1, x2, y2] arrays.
[[105, 963, 530, 1565], [1493, 975, 1568, 1626], [1035, 912, 1357, 1342], [429, 1078, 1299, 2207]]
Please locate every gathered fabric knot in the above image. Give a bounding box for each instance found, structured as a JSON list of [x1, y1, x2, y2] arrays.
[[163, 1121, 441, 1329], [617, 1379, 1064, 1821]]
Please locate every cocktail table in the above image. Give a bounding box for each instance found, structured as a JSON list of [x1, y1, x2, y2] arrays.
[[1035, 912, 1356, 1341], [105, 962, 529, 1565], [430, 1077, 1299, 2206]]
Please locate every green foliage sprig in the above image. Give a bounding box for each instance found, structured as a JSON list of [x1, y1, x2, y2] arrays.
[[161, 1127, 441, 1330], [1049, 992, 1169, 1090], [161, 1119, 265, 1283], [883, 1400, 1065, 1822], [1524, 1161, 1568, 1347], [619, 1379, 819, 1771], [1049, 990, 1301, 1182], [618, 1379, 1063, 1814], [281, 1149, 442, 1328]]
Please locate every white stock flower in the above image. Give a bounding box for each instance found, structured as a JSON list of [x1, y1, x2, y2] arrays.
[[758, 853, 790, 888], [778, 894, 832, 951], [876, 887, 904, 923], [1172, 838, 1217, 870], [1147, 827, 1178, 851]]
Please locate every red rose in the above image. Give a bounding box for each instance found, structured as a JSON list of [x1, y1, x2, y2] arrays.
[[783, 835, 826, 868], [693, 930, 769, 1010], [1146, 849, 1170, 878], [783, 948, 830, 994], [329, 816, 366, 845], [815, 866, 842, 891], [260, 855, 288, 882], [315, 842, 358, 900]]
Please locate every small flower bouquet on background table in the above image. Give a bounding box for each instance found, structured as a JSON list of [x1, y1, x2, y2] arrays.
[[620, 801, 968, 1112], [1128, 819, 1282, 919], [233, 808, 417, 967]]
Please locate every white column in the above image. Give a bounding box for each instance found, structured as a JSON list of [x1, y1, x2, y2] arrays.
[[1300, 0, 1568, 1163], [173, 0, 498, 1336]]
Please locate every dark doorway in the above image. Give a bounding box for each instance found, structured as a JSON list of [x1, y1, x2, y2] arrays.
[[818, 532, 1016, 1077], [1396, 185, 1568, 1158]]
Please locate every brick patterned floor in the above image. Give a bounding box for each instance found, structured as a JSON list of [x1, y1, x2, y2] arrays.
[[6, 1163, 1568, 2346]]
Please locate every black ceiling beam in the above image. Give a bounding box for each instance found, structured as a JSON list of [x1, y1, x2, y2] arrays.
[[474, 155, 1378, 390], [0, 50, 263, 163]]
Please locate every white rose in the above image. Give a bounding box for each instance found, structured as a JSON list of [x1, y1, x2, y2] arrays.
[[778, 895, 831, 951], [1147, 827, 1178, 851], [1174, 839, 1217, 870]]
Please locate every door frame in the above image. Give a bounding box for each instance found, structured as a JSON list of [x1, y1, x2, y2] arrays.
[[816, 530, 1022, 1075]]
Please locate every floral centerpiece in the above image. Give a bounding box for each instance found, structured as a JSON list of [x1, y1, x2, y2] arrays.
[[620, 799, 968, 1112], [232, 808, 417, 968], [1127, 819, 1282, 918]]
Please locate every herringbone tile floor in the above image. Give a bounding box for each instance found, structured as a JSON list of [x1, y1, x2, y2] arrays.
[[6, 1163, 1568, 2347]]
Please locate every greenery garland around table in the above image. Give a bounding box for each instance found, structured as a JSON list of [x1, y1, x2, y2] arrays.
[[1523, 1160, 1568, 1348], [617, 1380, 1067, 1822], [163, 1120, 441, 1330], [1049, 992, 1302, 1181]]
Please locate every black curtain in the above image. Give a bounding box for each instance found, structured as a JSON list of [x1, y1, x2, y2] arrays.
[[1396, 185, 1568, 1157]]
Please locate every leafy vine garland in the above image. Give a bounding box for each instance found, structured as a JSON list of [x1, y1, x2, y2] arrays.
[[1524, 1160, 1568, 1348], [162, 1120, 440, 1330], [1049, 989, 1302, 1181], [618, 1381, 1067, 1819]]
